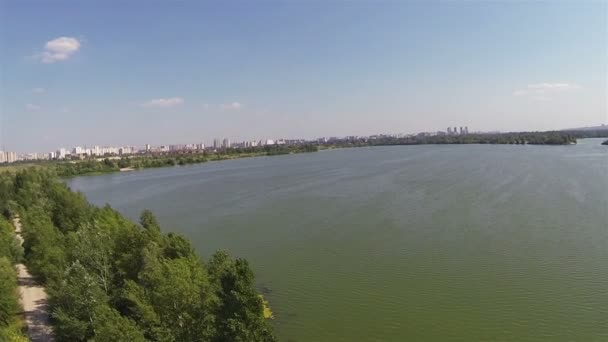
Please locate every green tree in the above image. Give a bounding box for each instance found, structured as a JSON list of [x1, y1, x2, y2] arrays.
[[65, 224, 114, 295], [21, 207, 66, 283], [163, 232, 195, 259], [140, 209, 162, 243], [137, 255, 218, 341], [0, 257, 19, 327], [91, 305, 146, 342], [50, 261, 107, 341], [209, 251, 276, 342], [0, 217, 22, 264]]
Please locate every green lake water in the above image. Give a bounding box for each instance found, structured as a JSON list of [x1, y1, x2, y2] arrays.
[[68, 139, 608, 341]]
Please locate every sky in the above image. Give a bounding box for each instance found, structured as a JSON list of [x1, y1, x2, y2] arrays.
[[1, 0, 606, 153]]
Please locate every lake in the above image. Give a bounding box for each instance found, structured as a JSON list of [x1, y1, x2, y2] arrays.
[[67, 139, 608, 341]]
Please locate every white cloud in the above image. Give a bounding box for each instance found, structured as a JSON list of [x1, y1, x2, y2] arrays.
[[26, 104, 41, 111], [513, 82, 581, 100], [38, 37, 81, 63], [220, 102, 243, 110], [141, 97, 184, 108], [32, 87, 46, 94]]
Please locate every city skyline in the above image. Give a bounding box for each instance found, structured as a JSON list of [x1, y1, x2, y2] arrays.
[[8, 119, 608, 157], [1, 1, 606, 153], [0, 126, 469, 160], [8, 121, 608, 162]]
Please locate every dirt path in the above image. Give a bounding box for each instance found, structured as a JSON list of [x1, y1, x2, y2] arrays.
[[14, 217, 54, 342]]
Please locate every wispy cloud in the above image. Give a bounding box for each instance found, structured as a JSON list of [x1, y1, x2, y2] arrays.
[[36, 37, 81, 63], [26, 104, 41, 111], [513, 82, 581, 100], [32, 87, 46, 94], [141, 97, 184, 108], [220, 102, 243, 110]]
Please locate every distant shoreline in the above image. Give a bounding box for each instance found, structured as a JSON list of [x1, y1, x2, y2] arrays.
[[66, 137, 608, 179], [3, 133, 607, 179]]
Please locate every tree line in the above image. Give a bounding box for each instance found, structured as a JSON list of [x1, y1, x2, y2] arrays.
[[0, 169, 276, 341], [369, 131, 578, 146], [322, 129, 608, 148]]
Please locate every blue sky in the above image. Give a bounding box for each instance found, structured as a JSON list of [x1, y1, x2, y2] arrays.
[[1, 1, 606, 152]]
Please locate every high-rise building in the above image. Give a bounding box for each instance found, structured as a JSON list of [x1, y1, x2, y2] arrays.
[[459, 127, 464, 135], [222, 138, 231, 148], [0, 152, 5, 163], [6, 152, 17, 163], [213, 138, 220, 149], [447, 127, 452, 135], [465, 126, 469, 134], [57, 148, 68, 159]]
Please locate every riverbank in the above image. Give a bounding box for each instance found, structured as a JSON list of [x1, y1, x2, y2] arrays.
[[55, 148, 315, 178]]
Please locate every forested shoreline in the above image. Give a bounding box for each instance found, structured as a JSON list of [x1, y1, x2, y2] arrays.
[[328, 130, 608, 148], [385, 131, 578, 145], [0, 169, 276, 341]]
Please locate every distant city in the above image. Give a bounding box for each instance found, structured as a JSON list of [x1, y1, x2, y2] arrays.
[[0, 126, 475, 164], [0, 126, 477, 164], [10, 124, 584, 164]]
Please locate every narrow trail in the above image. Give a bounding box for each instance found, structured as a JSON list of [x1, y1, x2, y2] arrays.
[[13, 217, 54, 342]]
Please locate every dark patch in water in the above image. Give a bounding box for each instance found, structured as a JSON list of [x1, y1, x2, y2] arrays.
[[258, 285, 272, 294]]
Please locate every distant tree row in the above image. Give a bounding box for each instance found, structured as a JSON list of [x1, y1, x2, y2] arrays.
[[370, 131, 579, 146], [0, 169, 276, 341], [320, 130, 608, 148]]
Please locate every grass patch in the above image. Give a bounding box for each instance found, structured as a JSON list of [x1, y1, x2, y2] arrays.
[[259, 295, 274, 319]]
